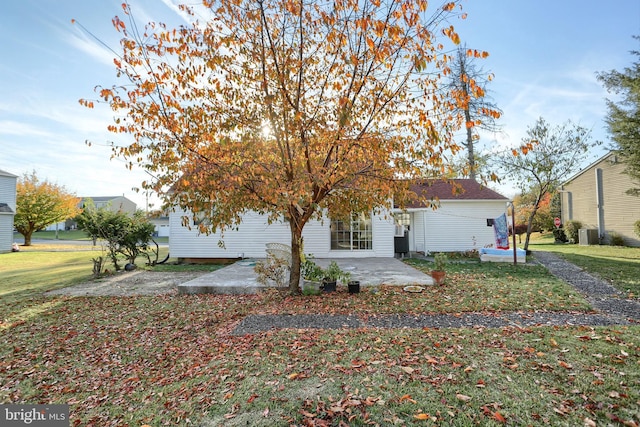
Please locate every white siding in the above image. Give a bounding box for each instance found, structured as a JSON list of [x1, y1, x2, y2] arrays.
[[0, 172, 17, 253], [420, 200, 508, 253], [169, 208, 395, 259]]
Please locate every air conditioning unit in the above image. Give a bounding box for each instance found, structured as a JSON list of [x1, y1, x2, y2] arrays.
[[578, 229, 599, 245]]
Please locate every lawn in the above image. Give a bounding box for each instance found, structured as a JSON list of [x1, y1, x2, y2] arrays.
[[0, 247, 638, 426], [529, 232, 640, 298]]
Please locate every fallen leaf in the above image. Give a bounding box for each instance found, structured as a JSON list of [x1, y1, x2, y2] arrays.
[[584, 417, 596, 427], [456, 393, 472, 402], [414, 413, 429, 420], [493, 411, 506, 423], [558, 361, 573, 370], [400, 366, 415, 374]]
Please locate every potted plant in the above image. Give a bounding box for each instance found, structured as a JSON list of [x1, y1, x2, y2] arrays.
[[430, 252, 447, 285], [301, 258, 324, 295], [322, 261, 351, 292]]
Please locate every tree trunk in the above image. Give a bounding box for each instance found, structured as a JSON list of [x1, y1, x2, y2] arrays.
[[523, 194, 544, 251], [464, 107, 476, 181], [20, 224, 35, 246], [288, 221, 303, 295]]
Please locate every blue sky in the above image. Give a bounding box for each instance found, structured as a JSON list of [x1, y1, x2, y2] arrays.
[[1, 0, 638, 209]]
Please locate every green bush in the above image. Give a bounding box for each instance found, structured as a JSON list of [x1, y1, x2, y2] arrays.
[[553, 228, 568, 243], [609, 231, 625, 246], [635, 220, 640, 238], [564, 220, 583, 244]]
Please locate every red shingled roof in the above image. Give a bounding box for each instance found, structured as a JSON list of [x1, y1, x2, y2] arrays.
[[400, 179, 508, 209]]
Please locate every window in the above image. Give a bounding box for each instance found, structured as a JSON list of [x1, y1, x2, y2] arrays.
[[331, 212, 372, 250], [394, 212, 410, 237]]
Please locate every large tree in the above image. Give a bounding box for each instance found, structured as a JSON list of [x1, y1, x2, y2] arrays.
[[498, 117, 594, 251], [15, 172, 80, 246], [597, 36, 640, 195], [445, 44, 502, 180], [82, 0, 478, 293]]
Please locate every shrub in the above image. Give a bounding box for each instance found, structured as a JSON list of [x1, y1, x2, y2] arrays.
[[635, 220, 640, 238], [552, 228, 568, 243], [564, 220, 583, 244], [609, 231, 625, 246]]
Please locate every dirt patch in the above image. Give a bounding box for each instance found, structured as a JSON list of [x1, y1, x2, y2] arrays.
[[46, 270, 209, 297]]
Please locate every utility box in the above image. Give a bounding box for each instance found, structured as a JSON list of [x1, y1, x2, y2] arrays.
[[578, 228, 599, 245]]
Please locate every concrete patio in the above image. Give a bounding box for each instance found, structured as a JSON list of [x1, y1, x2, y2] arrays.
[[177, 257, 433, 294]]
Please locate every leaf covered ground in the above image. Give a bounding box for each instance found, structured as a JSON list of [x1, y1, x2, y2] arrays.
[[1, 258, 639, 426]]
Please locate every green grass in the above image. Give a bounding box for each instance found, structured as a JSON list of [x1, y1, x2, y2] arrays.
[[529, 232, 640, 298], [1, 245, 638, 426]]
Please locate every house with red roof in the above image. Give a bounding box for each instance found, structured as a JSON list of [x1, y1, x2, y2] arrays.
[[169, 179, 510, 261]]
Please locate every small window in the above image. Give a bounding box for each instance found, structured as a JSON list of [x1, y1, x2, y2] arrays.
[[394, 212, 410, 237]]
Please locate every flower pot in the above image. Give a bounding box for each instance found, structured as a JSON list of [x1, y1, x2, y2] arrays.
[[323, 279, 337, 293], [348, 280, 360, 294], [301, 279, 322, 295], [430, 270, 446, 286]]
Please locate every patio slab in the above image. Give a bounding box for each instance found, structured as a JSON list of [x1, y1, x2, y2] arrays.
[[177, 257, 433, 294]]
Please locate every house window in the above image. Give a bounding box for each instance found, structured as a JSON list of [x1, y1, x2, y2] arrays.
[[393, 212, 410, 237], [330, 212, 372, 250]]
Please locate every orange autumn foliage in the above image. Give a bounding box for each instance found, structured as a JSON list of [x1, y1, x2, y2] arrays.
[[81, 0, 479, 292]]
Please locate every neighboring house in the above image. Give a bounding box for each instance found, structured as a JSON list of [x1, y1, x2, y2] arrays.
[[560, 151, 640, 247], [148, 215, 170, 237], [0, 169, 18, 253], [46, 196, 138, 231], [169, 179, 510, 261]]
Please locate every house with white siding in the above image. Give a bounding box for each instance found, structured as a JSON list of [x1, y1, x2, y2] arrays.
[[560, 151, 640, 246], [0, 169, 18, 253], [169, 179, 510, 261], [394, 179, 510, 254]]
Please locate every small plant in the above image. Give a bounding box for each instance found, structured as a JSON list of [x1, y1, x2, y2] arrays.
[[552, 227, 568, 243], [254, 253, 290, 287], [301, 258, 325, 282], [323, 261, 351, 283], [433, 253, 447, 271], [634, 219, 640, 239], [564, 220, 583, 244], [609, 231, 625, 246]]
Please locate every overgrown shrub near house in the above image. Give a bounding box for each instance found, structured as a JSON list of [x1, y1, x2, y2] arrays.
[[564, 220, 583, 244], [553, 227, 568, 243], [635, 220, 640, 238], [609, 231, 625, 246]]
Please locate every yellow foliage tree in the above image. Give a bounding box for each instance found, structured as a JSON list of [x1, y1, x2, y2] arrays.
[[81, 0, 484, 293], [15, 172, 80, 246]]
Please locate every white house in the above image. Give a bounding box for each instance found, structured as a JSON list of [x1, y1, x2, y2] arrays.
[[169, 179, 509, 262], [0, 169, 18, 253], [394, 179, 510, 254]]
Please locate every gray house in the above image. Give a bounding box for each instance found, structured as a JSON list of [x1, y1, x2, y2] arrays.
[[0, 169, 18, 253]]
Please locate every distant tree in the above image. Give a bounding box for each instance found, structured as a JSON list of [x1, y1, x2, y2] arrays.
[[497, 117, 594, 251], [445, 44, 502, 180], [597, 36, 640, 195], [14, 172, 80, 246], [80, 0, 486, 293], [513, 190, 554, 234], [77, 202, 155, 271]]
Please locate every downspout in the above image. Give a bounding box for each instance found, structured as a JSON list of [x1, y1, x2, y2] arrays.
[[596, 168, 605, 242]]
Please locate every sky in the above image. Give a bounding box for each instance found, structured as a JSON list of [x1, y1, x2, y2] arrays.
[[1, 0, 639, 209]]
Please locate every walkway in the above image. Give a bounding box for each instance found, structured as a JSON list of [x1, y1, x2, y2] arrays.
[[231, 251, 639, 335]]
